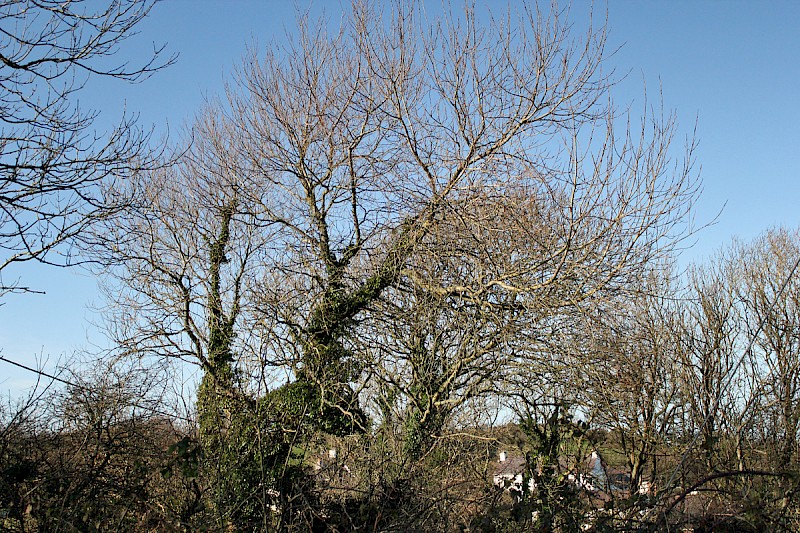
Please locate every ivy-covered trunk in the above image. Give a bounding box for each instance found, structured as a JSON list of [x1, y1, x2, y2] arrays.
[[296, 215, 433, 436], [197, 202, 237, 453], [194, 203, 283, 529]]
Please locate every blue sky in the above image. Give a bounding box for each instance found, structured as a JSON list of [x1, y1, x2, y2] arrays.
[[1, 1, 798, 396]]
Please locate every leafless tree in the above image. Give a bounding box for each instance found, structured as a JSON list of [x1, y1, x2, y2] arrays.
[[735, 228, 800, 469], [228, 0, 699, 428], [89, 102, 283, 425], [89, 1, 701, 528], [0, 0, 173, 294], [584, 273, 683, 495], [647, 231, 800, 532], [672, 256, 753, 477]]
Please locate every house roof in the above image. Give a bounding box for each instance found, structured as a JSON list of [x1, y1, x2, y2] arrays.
[[494, 455, 526, 477]]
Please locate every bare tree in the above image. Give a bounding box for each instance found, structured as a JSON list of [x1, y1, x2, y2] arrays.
[[90, 105, 315, 529], [0, 0, 173, 294], [367, 277, 510, 460], [91, 1, 700, 528], [231, 0, 698, 429], [672, 256, 750, 476], [648, 232, 800, 532], [736, 228, 800, 469], [93, 106, 268, 382], [585, 273, 683, 495]]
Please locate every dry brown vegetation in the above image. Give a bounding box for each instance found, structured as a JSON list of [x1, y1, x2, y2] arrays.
[[3, 1, 800, 531]]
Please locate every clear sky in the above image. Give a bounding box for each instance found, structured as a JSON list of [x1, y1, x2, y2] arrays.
[[1, 0, 799, 397]]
